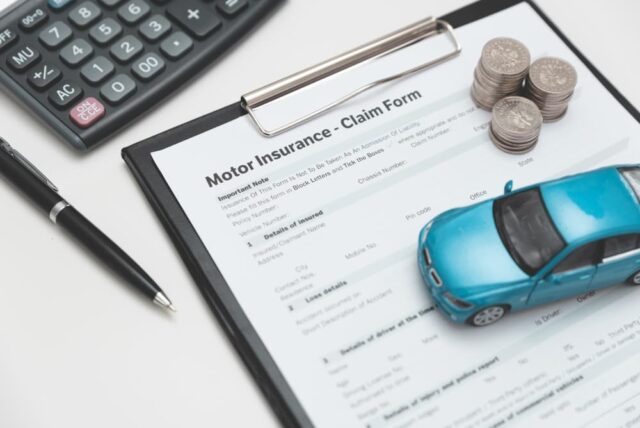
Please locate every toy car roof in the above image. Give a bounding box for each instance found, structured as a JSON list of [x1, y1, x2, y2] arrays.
[[540, 166, 640, 244]]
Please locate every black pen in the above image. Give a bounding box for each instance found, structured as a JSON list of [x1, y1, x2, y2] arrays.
[[0, 138, 175, 312]]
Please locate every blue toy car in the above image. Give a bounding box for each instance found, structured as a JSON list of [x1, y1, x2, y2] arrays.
[[418, 165, 640, 326]]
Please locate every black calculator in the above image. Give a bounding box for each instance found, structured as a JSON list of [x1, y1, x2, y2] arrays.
[[0, 0, 282, 151]]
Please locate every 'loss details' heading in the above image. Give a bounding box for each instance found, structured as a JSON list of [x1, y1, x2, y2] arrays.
[[205, 90, 422, 187]]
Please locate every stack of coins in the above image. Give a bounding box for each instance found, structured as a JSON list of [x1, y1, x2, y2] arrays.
[[471, 37, 531, 110], [525, 57, 578, 121], [490, 96, 543, 154]]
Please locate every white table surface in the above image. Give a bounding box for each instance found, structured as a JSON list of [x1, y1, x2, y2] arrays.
[[0, 1, 638, 427]]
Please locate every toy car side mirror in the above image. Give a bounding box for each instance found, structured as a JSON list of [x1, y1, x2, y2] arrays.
[[504, 180, 514, 195]]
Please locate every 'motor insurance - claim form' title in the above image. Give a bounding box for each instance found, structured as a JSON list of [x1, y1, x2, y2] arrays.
[[205, 90, 423, 188]]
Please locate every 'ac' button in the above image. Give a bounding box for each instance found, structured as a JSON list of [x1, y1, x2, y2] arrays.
[[49, 80, 83, 109]]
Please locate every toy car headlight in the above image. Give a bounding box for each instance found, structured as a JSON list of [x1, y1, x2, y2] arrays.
[[423, 247, 432, 266], [429, 268, 442, 287], [422, 221, 434, 265], [443, 292, 473, 309], [424, 220, 433, 233]]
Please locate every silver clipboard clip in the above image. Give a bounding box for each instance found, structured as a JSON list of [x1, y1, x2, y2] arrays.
[[241, 16, 462, 137]]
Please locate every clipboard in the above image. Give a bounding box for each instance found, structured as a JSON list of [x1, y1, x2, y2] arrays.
[[122, 1, 640, 426]]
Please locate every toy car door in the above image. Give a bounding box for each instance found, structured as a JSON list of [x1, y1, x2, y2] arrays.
[[592, 234, 640, 290], [530, 242, 600, 305]]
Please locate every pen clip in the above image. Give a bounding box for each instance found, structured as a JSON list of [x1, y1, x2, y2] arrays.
[[0, 139, 58, 192]]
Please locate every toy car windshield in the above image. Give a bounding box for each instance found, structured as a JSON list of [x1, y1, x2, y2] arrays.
[[620, 167, 640, 200], [493, 188, 566, 275]]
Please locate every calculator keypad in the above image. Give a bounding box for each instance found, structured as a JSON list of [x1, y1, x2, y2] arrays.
[[166, 1, 221, 39], [89, 18, 122, 45], [139, 15, 170, 42], [39, 21, 72, 47], [19, 7, 49, 31], [99, 0, 125, 8], [7, 44, 41, 71], [117, 1, 150, 25], [47, 0, 74, 10], [59, 38, 93, 66], [131, 52, 164, 81], [68, 2, 102, 28], [0, 0, 282, 150], [0, 28, 18, 51], [110, 34, 143, 62], [217, 0, 248, 17], [27, 62, 61, 89], [100, 73, 136, 104], [49, 80, 83, 108], [69, 96, 105, 127], [160, 31, 192, 60], [81, 55, 114, 84]]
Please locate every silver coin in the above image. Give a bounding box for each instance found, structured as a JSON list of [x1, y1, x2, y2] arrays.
[[539, 104, 569, 122], [490, 96, 542, 155], [472, 37, 530, 111], [492, 96, 542, 135], [528, 57, 577, 95], [524, 57, 577, 122], [481, 37, 531, 77], [489, 127, 538, 155]]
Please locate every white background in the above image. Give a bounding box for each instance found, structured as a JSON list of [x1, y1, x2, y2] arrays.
[[0, 1, 638, 427]]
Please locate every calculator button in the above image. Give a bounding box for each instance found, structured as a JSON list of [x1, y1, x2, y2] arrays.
[[69, 2, 102, 28], [60, 39, 93, 66], [117, 1, 150, 25], [70, 97, 106, 128], [99, 0, 124, 7], [160, 32, 192, 60], [89, 18, 122, 45], [131, 52, 164, 81], [217, 0, 248, 17], [139, 15, 171, 42], [166, 1, 221, 39], [81, 55, 114, 84], [110, 35, 143, 63], [39, 22, 73, 48], [48, 0, 75, 10], [101, 74, 136, 104], [49, 80, 83, 108], [0, 28, 18, 52], [19, 8, 49, 31], [7, 45, 40, 72], [27, 63, 61, 90]]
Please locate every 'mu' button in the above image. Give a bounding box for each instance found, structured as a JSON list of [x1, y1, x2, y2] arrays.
[[7, 44, 41, 72]]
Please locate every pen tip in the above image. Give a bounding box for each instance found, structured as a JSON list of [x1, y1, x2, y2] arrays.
[[153, 292, 176, 313]]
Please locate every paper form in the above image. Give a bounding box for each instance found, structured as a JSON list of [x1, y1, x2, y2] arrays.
[[152, 3, 640, 427]]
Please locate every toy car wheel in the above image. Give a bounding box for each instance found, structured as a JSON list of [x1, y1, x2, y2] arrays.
[[628, 271, 640, 286], [467, 305, 508, 327]]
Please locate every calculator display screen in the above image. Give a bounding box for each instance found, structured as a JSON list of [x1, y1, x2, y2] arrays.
[[0, 1, 29, 17]]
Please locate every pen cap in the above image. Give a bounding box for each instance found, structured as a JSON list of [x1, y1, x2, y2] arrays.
[[0, 146, 62, 213]]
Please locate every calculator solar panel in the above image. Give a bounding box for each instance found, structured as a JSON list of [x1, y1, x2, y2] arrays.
[[0, 0, 282, 151]]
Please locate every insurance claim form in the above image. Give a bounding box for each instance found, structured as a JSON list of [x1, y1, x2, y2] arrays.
[[153, 3, 640, 427]]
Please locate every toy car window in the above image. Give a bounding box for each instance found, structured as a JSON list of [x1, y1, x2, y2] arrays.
[[604, 234, 640, 258], [494, 188, 565, 275], [620, 167, 640, 200], [553, 242, 600, 274]]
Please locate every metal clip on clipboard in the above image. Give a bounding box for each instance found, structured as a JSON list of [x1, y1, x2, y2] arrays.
[[241, 16, 462, 137]]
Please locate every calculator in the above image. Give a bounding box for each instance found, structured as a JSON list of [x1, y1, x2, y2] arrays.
[[0, 0, 282, 151]]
